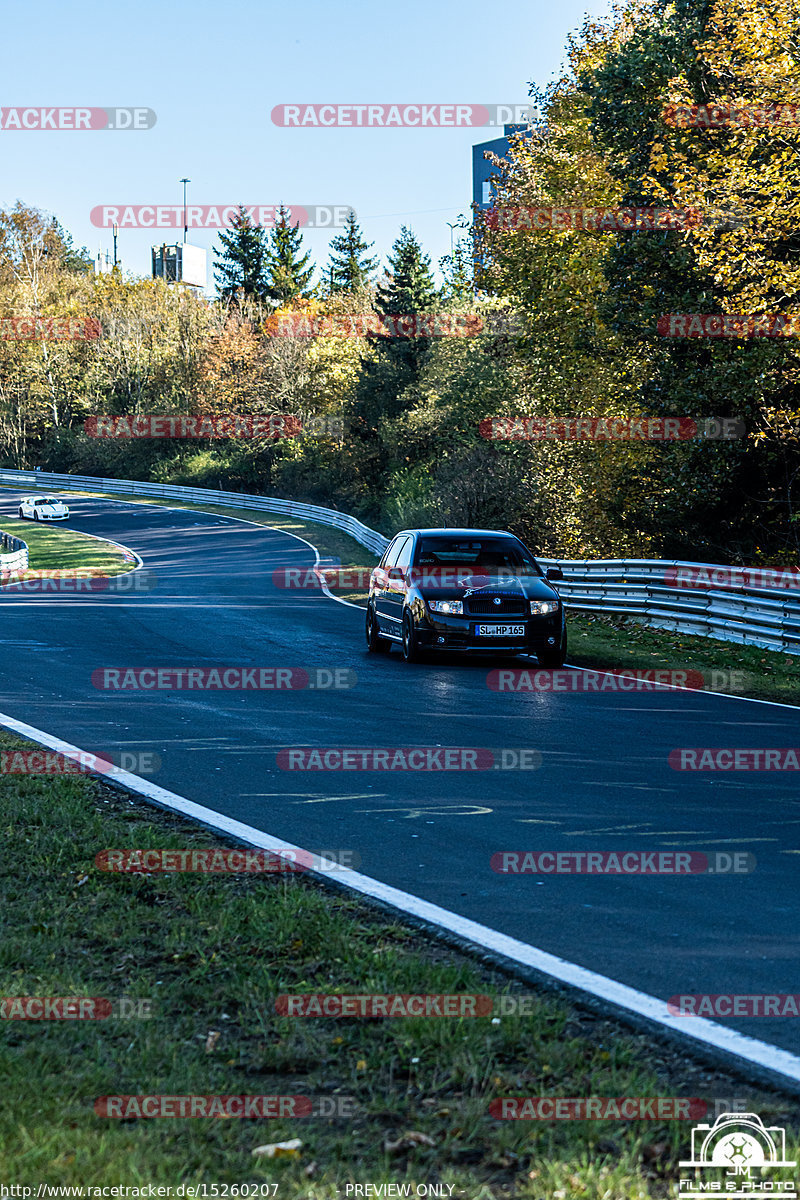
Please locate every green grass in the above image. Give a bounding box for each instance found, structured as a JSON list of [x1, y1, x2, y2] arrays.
[[1, 731, 795, 1195], [1, 515, 135, 578], [566, 612, 800, 707]]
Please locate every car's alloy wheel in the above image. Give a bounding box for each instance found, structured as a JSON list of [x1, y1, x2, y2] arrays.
[[17, 508, 23, 519], [401, 612, 423, 663], [33, 511, 40, 521], [537, 628, 567, 668], [365, 605, 390, 654]]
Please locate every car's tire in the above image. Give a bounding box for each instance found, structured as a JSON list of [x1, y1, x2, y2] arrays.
[[537, 629, 567, 668], [365, 605, 391, 654], [17, 507, 24, 519], [401, 611, 425, 663], [33, 511, 40, 522]]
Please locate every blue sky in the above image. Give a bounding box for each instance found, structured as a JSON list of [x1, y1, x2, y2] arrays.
[[2, 0, 613, 294]]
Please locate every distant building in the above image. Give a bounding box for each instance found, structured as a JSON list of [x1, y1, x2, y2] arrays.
[[151, 243, 207, 289], [94, 251, 116, 275], [472, 123, 534, 283], [472, 123, 532, 212]]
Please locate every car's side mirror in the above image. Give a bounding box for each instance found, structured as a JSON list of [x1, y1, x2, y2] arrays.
[[387, 566, 406, 581], [546, 566, 564, 582]]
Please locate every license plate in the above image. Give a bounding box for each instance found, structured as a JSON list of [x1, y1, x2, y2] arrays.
[[475, 624, 526, 637]]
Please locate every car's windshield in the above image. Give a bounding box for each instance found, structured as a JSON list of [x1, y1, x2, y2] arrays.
[[413, 537, 541, 575], [33, 498, 53, 505]]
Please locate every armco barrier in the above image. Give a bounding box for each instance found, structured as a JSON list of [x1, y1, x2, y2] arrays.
[[534, 559, 800, 655], [0, 469, 797, 654], [0, 529, 28, 575], [0, 469, 389, 558]]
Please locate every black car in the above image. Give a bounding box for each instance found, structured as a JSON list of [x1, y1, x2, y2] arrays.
[[365, 527, 566, 665]]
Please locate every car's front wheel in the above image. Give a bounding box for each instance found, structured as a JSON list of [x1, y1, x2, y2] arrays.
[[401, 611, 424, 663], [33, 511, 40, 521], [18, 507, 24, 519], [537, 629, 567, 668], [365, 605, 390, 654]]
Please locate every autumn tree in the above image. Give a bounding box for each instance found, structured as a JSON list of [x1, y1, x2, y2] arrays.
[[584, 0, 800, 558]]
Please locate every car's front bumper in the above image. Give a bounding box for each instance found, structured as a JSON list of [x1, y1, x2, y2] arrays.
[[415, 610, 562, 653]]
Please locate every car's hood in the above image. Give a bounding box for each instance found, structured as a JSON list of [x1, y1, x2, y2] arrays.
[[410, 570, 559, 602]]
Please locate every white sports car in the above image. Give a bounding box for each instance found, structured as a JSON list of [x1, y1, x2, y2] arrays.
[[18, 496, 70, 522]]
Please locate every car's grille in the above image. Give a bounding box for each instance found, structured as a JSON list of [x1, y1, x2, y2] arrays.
[[466, 595, 527, 616]]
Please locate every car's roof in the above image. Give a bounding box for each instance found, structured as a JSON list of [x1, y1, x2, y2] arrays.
[[396, 528, 516, 538]]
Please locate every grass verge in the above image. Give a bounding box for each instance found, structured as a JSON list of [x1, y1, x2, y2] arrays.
[[1, 727, 796, 1196], [567, 612, 800, 707], [1, 515, 136, 578]]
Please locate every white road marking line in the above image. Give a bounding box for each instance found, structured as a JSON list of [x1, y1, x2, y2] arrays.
[[0, 709, 799, 1092]]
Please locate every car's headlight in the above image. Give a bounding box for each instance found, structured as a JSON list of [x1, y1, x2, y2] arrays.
[[530, 600, 559, 615], [428, 599, 463, 615]]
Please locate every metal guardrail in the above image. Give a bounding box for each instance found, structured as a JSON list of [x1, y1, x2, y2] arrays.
[[0, 469, 390, 558], [0, 529, 28, 574], [536, 558, 800, 655], [0, 468, 797, 654]]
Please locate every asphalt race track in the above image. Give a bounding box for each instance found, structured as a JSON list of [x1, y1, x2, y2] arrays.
[[1, 493, 798, 1058]]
